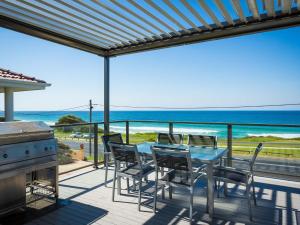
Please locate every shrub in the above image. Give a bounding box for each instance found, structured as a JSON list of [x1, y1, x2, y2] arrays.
[[57, 142, 73, 165]]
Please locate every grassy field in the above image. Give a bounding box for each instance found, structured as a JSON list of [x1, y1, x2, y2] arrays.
[[54, 130, 300, 159]]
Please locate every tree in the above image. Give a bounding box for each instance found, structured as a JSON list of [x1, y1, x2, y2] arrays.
[[55, 115, 86, 132], [56, 115, 86, 125]]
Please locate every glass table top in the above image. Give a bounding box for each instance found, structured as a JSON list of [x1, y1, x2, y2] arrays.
[[136, 142, 228, 163]]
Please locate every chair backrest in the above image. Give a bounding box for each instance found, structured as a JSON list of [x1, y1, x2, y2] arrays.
[[157, 133, 184, 144], [101, 133, 123, 152], [151, 146, 192, 172], [187, 134, 217, 148], [250, 143, 263, 172], [108, 142, 142, 169]]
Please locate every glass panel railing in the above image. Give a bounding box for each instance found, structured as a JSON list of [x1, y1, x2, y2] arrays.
[[53, 123, 103, 173], [232, 125, 300, 177]]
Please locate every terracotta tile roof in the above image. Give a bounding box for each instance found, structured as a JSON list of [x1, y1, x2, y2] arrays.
[[0, 68, 46, 84]]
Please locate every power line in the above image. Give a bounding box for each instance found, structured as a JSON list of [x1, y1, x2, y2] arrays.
[[93, 103, 300, 110], [15, 105, 90, 117]]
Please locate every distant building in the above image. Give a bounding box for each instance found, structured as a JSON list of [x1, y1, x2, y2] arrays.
[[0, 68, 51, 121]]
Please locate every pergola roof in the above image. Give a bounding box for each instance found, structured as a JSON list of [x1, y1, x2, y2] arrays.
[[0, 68, 50, 92], [1, 0, 300, 57]]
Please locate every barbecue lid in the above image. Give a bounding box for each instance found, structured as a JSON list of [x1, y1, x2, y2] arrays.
[[0, 121, 54, 145]]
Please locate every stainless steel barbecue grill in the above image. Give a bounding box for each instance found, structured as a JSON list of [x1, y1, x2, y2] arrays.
[[0, 121, 58, 216]]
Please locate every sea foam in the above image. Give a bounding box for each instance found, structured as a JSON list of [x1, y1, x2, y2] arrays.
[[110, 125, 218, 134], [247, 133, 300, 139]]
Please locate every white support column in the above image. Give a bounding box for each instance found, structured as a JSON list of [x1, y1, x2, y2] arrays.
[[4, 88, 14, 121]]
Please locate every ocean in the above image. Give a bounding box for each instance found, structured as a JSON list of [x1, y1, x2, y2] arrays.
[[7, 110, 300, 139]]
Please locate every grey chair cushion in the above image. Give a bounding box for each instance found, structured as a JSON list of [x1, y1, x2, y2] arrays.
[[161, 170, 201, 186], [120, 164, 154, 177], [213, 167, 247, 184]]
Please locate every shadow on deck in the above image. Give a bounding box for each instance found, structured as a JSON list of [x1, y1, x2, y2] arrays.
[[18, 166, 300, 225]]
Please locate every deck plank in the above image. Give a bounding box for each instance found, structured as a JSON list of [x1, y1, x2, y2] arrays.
[[23, 166, 300, 225]]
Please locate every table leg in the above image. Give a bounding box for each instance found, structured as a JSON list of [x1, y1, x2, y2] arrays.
[[206, 163, 214, 218]]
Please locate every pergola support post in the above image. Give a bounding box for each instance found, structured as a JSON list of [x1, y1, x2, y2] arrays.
[[4, 88, 14, 121], [104, 56, 110, 135]]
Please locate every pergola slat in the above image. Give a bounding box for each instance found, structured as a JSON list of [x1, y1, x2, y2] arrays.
[[145, 0, 191, 34], [1, 0, 300, 56], [127, 0, 178, 36], [2, 0, 114, 47], [263, 0, 275, 17], [70, 0, 146, 43], [18, 0, 124, 47], [91, 0, 158, 41], [163, 0, 202, 32], [35, 0, 133, 45], [231, 0, 247, 23], [0, 4, 110, 49], [46, 0, 138, 44], [214, 0, 234, 25], [247, 0, 261, 20], [197, 0, 223, 28], [180, 0, 211, 30], [110, 0, 166, 38]]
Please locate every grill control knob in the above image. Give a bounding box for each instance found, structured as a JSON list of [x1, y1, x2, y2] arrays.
[[44, 147, 48, 151], [25, 150, 30, 155], [3, 153, 8, 159]]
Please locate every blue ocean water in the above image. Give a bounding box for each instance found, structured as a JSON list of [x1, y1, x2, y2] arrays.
[[6, 110, 300, 138]]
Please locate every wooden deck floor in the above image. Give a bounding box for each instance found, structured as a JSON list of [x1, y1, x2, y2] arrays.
[[24, 166, 300, 225]]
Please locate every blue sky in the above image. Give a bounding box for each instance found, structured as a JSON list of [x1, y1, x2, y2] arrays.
[[0, 26, 300, 111]]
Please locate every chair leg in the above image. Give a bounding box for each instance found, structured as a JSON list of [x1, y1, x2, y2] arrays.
[[104, 156, 108, 187], [153, 175, 158, 213], [216, 179, 220, 198], [112, 168, 116, 202], [189, 186, 194, 224], [169, 185, 172, 199], [161, 168, 165, 199], [133, 179, 136, 191], [251, 177, 257, 206], [224, 181, 228, 197], [117, 175, 121, 195], [138, 178, 142, 211], [127, 178, 130, 193], [246, 184, 253, 221]]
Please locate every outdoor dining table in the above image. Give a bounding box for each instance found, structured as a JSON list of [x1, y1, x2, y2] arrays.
[[136, 142, 228, 218]]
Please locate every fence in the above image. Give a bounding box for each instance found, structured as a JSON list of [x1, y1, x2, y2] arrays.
[[51, 120, 300, 179]]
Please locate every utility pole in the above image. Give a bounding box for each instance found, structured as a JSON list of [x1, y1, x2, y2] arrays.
[[89, 99, 93, 156]]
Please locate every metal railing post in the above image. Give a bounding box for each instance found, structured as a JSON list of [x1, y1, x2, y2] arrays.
[[126, 121, 129, 144], [93, 123, 99, 168], [227, 124, 233, 167], [169, 122, 173, 134], [104, 56, 110, 136]]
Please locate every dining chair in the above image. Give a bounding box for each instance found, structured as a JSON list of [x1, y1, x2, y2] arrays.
[[157, 132, 184, 144], [151, 146, 205, 224], [187, 134, 217, 148], [101, 133, 124, 186], [213, 143, 263, 221], [187, 134, 219, 173], [108, 142, 155, 211]]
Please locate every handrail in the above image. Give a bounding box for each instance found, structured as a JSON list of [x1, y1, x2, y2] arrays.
[[109, 120, 300, 128], [50, 122, 104, 128], [50, 120, 300, 128]]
